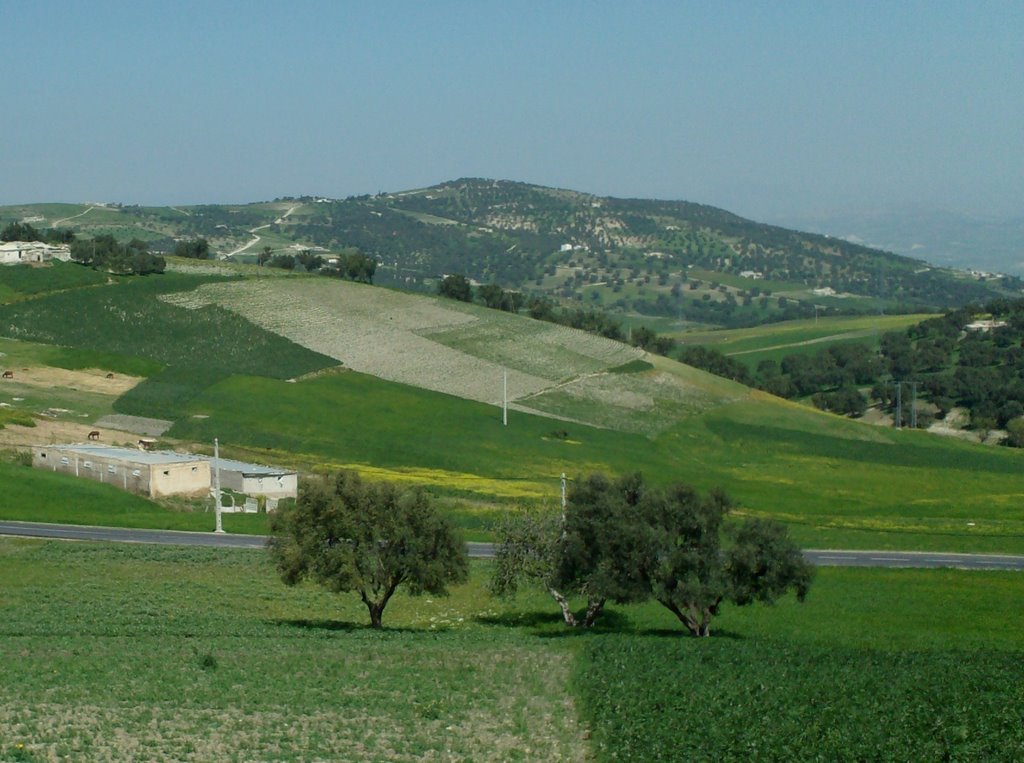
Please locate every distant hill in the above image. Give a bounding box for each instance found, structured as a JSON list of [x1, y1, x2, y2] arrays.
[[2, 180, 1020, 329]]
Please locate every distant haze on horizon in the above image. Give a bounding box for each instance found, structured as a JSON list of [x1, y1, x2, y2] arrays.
[[2, 2, 1022, 224]]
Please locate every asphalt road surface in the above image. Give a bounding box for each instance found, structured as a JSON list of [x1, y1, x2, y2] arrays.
[[1, 520, 1022, 570]]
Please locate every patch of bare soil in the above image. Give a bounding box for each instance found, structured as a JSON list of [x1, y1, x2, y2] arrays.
[[1, 366, 142, 395], [0, 419, 140, 449]]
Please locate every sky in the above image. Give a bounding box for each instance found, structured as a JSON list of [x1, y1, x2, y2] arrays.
[[2, 1, 1022, 221]]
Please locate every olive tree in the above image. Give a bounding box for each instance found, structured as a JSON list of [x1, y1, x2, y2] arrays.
[[491, 472, 813, 636], [640, 485, 813, 637], [491, 473, 650, 628], [269, 471, 469, 628]]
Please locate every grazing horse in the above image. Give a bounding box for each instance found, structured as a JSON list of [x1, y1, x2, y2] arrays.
[[1, 370, 12, 379], [105, 372, 114, 379], [88, 430, 101, 440]]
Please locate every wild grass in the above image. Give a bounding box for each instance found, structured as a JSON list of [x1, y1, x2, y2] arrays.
[[0, 336, 161, 377], [0, 461, 266, 534], [1, 542, 1021, 761], [0, 261, 108, 300], [2, 276, 1023, 553]]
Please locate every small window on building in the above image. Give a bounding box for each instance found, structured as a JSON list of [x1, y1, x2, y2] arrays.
[[60, 457, 70, 465], [191, 466, 198, 472], [83, 461, 92, 469], [132, 469, 141, 477], [162, 470, 169, 476], [40, 452, 47, 459], [108, 465, 116, 473]]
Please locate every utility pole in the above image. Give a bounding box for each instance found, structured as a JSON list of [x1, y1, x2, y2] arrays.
[[909, 381, 918, 429], [213, 437, 223, 533], [897, 381, 904, 429], [502, 368, 508, 427], [560, 472, 568, 538]]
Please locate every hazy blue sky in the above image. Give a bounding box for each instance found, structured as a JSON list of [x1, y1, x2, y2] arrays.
[[3, 1, 1021, 221]]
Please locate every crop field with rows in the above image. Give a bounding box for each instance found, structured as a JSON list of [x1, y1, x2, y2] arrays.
[[160, 277, 745, 433]]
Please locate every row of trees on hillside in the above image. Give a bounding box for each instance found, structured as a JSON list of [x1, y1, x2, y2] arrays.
[[269, 471, 812, 636], [0, 221, 75, 244], [258, 247, 377, 283], [678, 298, 1024, 442], [437, 274, 524, 313], [70, 235, 165, 275], [438, 275, 677, 353]]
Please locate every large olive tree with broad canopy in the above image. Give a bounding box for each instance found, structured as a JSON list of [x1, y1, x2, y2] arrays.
[[269, 471, 469, 629]]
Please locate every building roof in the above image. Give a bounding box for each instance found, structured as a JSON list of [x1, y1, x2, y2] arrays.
[[36, 444, 206, 466], [35, 444, 294, 475], [202, 456, 295, 477]]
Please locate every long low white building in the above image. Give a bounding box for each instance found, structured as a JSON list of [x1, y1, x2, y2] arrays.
[[32, 444, 210, 499], [31, 444, 298, 501]]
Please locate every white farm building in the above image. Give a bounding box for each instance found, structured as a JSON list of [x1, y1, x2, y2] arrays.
[[31, 444, 298, 502], [203, 456, 297, 500], [0, 241, 71, 265], [32, 444, 210, 499]]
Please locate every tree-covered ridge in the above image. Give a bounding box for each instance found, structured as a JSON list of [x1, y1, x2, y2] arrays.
[[2, 180, 1019, 328], [379, 178, 1014, 311]]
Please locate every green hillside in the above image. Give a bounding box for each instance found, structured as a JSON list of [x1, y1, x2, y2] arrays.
[[0, 265, 1023, 553]]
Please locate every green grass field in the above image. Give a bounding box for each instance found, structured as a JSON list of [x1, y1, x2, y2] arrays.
[[677, 313, 933, 368], [0, 461, 266, 534], [0, 261, 109, 301], [2, 540, 1021, 761], [1, 271, 1022, 553], [164, 369, 1024, 552]]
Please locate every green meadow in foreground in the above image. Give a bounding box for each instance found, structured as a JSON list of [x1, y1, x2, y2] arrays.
[[1, 540, 1021, 762]]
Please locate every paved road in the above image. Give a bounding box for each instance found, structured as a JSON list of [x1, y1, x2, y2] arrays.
[[1, 521, 1023, 570]]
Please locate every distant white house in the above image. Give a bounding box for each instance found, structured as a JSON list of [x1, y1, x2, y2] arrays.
[[812, 287, 836, 297], [965, 319, 1008, 332], [0, 241, 72, 265], [739, 270, 763, 279]]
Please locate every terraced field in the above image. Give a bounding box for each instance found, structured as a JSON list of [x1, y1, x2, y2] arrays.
[[160, 278, 740, 433]]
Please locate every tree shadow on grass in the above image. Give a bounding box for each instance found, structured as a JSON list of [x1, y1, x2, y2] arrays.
[[474, 609, 748, 640], [633, 626, 747, 640], [474, 608, 638, 637], [270, 618, 426, 634]]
